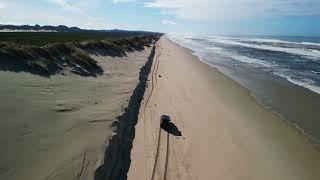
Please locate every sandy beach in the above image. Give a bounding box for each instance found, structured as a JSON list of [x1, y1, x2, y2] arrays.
[[0, 46, 154, 180], [128, 37, 320, 180]]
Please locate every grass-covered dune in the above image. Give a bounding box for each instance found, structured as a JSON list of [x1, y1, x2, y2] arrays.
[[0, 31, 159, 46], [0, 33, 162, 77]]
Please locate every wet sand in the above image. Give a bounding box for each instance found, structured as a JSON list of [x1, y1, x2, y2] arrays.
[[0, 47, 153, 180], [206, 56, 320, 146], [128, 37, 320, 180]]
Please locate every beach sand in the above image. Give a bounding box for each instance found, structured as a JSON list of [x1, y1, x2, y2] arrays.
[[0, 47, 153, 180], [128, 37, 320, 180]]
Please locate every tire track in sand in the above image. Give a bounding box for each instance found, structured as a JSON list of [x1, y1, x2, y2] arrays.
[[144, 49, 161, 110], [142, 45, 161, 180], [151, 129, 170, 180], [163, 133, 170, 180], [148, 46, 171, 180], [151, 127, 163, 180], [142, 44, 171, 180]]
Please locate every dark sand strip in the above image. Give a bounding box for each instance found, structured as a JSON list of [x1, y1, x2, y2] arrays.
[[94, 45, 156, 180]]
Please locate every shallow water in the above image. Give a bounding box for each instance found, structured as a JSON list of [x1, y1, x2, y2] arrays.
[[168, 34, 320, 146], [169, 35, 320, 94]]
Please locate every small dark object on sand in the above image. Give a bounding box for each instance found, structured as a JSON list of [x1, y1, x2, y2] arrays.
[[158, 75, 162, 77], [160, 115, 171, 129], [161, 115, 171, 122], [160, 115, 182, 136]]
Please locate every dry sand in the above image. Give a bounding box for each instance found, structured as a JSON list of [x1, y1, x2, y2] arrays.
[[128, 37, 320, 180], [0, 47, 153, 180]]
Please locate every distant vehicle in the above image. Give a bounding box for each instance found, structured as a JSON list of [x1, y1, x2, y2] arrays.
[[160, 115, 171, 129]]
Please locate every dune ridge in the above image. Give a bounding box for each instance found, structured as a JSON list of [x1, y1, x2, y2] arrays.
[[0, 35, 160, 77]]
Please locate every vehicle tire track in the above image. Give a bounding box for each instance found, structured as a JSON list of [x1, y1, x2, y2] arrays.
[[149, 45, 171, 180], [151, 126, 163, 180], [151, 130, 170, 180], [144, 49, 160, 110], [148, 47, 161, 180], [154, 51, 161, 84], [142, 45, 161, 180], [164, 133, 170, 180], [143, 43, 170, 180]]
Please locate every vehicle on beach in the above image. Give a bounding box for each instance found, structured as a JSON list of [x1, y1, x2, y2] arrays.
[[160, 115, 171, 129]]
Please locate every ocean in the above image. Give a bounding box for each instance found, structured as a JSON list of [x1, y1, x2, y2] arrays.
[[168, 34, 320, 94], [168, 34, 320, 145]]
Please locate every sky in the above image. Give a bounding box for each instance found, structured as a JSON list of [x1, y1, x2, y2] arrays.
[[0, 0, 320, 36]]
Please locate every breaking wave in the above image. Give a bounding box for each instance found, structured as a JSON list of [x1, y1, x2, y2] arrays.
[[167, 34, 320, 95]]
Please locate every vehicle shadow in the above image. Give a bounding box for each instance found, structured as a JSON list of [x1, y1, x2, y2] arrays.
[[161, 122, 182, 136]]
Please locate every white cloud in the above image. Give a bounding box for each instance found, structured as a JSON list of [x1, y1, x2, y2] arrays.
[[0, 0, 122, 30], [113, 0, 136, 4], [48, 0, 87, 15], [144, 0, 320, 21], [161, 19, 176, 25]]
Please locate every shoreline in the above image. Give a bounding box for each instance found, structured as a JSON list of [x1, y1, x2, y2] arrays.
[[128, 37, 320, 180], [168, 37, 320, 149]]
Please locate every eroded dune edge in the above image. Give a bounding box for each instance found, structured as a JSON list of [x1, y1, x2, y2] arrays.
[[94, 43, 157, 180], [0, 35, 159, 77], [0, 34, 161, 180]]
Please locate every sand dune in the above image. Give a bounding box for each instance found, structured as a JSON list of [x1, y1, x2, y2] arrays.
[[128, 37, 320, 180], [0, 45, 155, 180], [0, 36, 157, 77]]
